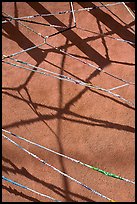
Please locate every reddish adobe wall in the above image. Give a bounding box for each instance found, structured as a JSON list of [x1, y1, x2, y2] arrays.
[[2, 2, 135, 202]]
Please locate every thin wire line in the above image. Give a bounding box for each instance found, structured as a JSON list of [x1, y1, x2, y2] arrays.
[[2, 12, 73, 58], [2, 176, 61, 202], [2, 134, 115, 202], [45, 41, 135, 85], [2, 2, 123, 21], [109, 83, 129, 91], [14, 9, 75, 40], [100, 1, 135, 35], [16, 19, 45, 39], [2, 15, 68, 28], [2, 18, 12, 24], [2, 57, 135, 107], [2, 42, 46, 60], [3, 11, 75, 40], [2, 128, 135, 185], [77, 26, 135, 45], [2, 12, 135, 87], [2, 2, 135, 202], [106, 35, 135, 45], [2, 58, 82, 84], [122, 2, 135, 19], [2, 12, 45, 39], [70, 2, 76, 26]]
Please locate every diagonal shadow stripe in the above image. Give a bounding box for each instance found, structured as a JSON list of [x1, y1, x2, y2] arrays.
[[2, 185, 40, 202], [2, 21, 45, 63], [78, 2, 135, 48], [27, 2, 111, 69], [2, 157, 95, 202], [2, 91, 135, 133]]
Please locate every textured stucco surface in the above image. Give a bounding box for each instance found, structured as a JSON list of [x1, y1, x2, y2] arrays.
[[2, 2, 135, 202]]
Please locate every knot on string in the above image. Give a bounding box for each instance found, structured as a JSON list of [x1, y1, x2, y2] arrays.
[[44, 36, 49, 43], [2, 14, 13, 23], [2, 54, 8, 60]]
